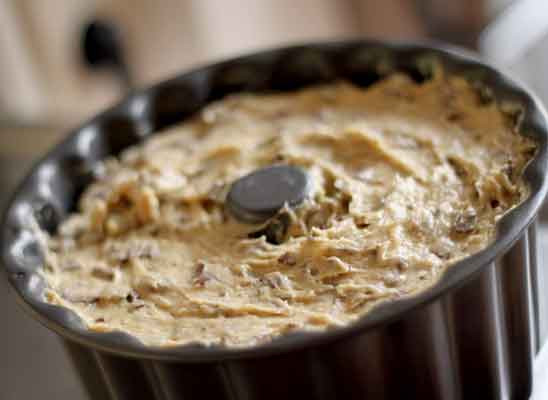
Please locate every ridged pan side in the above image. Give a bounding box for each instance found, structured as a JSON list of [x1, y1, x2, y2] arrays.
[[63, 222, 538, 400]]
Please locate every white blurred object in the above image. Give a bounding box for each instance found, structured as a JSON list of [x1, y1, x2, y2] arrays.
[[480, 0, 548, 103], [481, 0, 548, 345], [481, 2, 548, 399], [533, 343, 548, 400]]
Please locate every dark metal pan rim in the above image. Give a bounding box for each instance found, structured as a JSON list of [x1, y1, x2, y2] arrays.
[[2, 39, 547, 363]]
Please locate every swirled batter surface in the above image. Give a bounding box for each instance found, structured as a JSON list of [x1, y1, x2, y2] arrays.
[[42, 71, 535, 347]]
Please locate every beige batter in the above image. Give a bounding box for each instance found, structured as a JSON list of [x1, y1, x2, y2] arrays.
[[42, 69, 535, 347]]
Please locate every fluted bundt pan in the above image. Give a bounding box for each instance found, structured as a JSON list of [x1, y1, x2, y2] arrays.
[[3, 40, 548, 399]]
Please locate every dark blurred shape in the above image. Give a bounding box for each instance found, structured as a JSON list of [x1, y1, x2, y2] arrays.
[[82, 19, 132, 89]]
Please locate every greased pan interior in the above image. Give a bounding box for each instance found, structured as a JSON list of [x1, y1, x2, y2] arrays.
[[2, 39, 547, 362]]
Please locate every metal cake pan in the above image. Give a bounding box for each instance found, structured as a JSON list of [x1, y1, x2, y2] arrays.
[[2, 40, 548, 399]]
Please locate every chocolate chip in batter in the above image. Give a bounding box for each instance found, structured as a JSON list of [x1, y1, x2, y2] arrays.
[[446, 111, 463, 122], [501, 102, 525, 132], [192, 262, 209, 287], [431, 244, 451, 259], [472, 82, 494, 105], [192, 262, 224, 287], [503, 161, 514, 180], [200, 198, 217, 213], [91, 265, 115, 281], [454, 209, 477, 233], [447, 157, 468, 179], [278, 252, 297, 266], [306, 208, 331, 230], [396, 260, 409, 272], [248, 212, 291, 245], [104, 240, 159, 262]]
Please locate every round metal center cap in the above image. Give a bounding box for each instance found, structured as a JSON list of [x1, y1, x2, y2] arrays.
[[226, 165, 310, 223]]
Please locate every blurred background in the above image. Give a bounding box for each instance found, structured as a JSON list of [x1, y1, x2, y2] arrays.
[[1, 0, 548, 399]]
